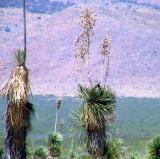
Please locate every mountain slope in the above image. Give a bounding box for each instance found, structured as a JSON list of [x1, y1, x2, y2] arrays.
[[0, 0, 160, 97]]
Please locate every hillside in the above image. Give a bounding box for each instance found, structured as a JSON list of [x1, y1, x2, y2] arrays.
[[0, 0, 160, 97]]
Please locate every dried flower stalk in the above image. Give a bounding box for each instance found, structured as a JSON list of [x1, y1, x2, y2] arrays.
[[75, 8, 96, 86], [100, 35, 111, 86]]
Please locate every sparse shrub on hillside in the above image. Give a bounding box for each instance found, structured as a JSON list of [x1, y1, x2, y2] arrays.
[[147, 136, 160, 159], [34, 146, 48, 159], [48, 132, 63, 158], [74, 8, 116, 159]]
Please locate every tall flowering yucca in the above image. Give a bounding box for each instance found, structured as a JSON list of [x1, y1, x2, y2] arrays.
[[1, 50, 34, 159], [47, 99, 63, 158], [74, 9, 116, 158]]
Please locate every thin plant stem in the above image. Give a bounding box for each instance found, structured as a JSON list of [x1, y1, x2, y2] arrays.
[[104, 54, 110, 86], [70, 134, 74, 155], [79, 63, 83, 85], [100, 55, 105, 84], [86, 32, 92, 86], [23, 0, 27, 65], [54, 109, 58, 133]]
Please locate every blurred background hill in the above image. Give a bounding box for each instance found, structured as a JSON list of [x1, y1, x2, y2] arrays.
[[0, 0, 160, 97]]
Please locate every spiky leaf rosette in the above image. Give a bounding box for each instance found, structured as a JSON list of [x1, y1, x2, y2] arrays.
[[48, 132, 63, 158], [76, 84, 116, 157], [16, 49, 25, 67], [78, 84, 116, 131], [148, 136, 160, 159], [1, 50, 29, 105]]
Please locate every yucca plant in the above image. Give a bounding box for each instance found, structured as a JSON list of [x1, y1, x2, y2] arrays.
[[74, 8, 116, 159], [34, 146, 48, 159], [1, 50, 34, 159], [76, 84, 116, 158], [48, 132, 63, 158], [148, 136, 160, 159]]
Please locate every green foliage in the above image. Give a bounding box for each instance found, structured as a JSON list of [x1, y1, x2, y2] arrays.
[[0, 147, 3, 159], [148, 136, 160, 159], [34, 146, 48, 159], [48, 132, 63, 157], [26, 143, 34, 159], [15, 49, 25, 66], [105, 139, 121, 159], [129, 154, 141, 159], [76, 84, 116, 131], [80, 156, 92, 159], [75, 84, 116, 157]]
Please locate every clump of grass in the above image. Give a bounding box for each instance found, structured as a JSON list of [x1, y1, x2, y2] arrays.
[[105, 139, 121, 159], [34, 146, 48, 159], [147, 136, 160, 159], [26, 142, 34, 159]]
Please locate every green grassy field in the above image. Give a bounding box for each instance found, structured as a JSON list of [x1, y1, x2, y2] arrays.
[[0, 96, 160, 157]]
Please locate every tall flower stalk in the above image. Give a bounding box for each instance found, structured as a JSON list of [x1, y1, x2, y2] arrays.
[[75, 8, 96, 86], [100, 35, 111, 86], [47, 99, 63, 158], [23, 0, 27, 64]]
